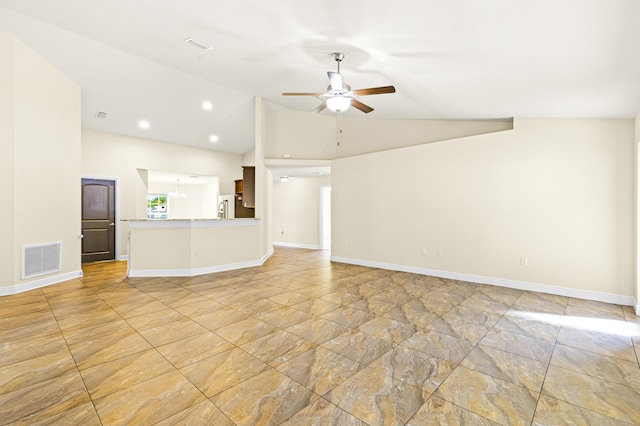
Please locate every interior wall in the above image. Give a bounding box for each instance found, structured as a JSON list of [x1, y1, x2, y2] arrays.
[[265, 109, 512, 160], [0, 34, 16, 289], [254, 97, 273, 257], [82, 129, 244, 256], [273, 176, 332, 249], [332, 117, 635, 300], [147, 182, 218, 219], [0, 34, 82, 289]]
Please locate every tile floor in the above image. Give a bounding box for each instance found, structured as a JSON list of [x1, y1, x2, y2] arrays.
[[1, 247, 639, 425]]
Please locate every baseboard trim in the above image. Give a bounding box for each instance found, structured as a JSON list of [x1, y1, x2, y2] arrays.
[[0, 270, 83, 296], [330, 256, 636, 307], [119, 255, 129, 261], [273, 241, 321, 250], [128, 249, 275, 278]]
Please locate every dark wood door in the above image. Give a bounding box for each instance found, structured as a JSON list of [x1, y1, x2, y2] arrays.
[[81, 178, 116, 263]]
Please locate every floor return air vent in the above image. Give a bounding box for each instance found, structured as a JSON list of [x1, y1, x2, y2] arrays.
[[22, 242, 62, 279]]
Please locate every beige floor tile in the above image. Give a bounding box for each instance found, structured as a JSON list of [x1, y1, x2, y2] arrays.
[[276, 346, 360, 395], [80, 349, 174, 399], [180, 347, 269, 397], [240, 329, 316, 366], [459, 295, 510, 315], [493, 308, 561, 342], [291, 298, 341, 315], [532, 394, 629, 426], [321, 328, 393, 366], [215, 316, 277, 345], [542, 365, 640, 424], [402, 330, 475, 364], [0, 371, 90, 425], [135, 315, 208, 347], [407, 396, 501, 426], [368, 346, 456, 393], [426, 315, 491, 344], [481, 328, 555, 363], [325, 365, 428, 426], [321, 307, 375, 328], [358, 317, 417, 345], [156, 331, 234, 368], [5, 250, 638, 426], [556, 326, 636, 362], [280, 397, 368, 426], [385, 298, 439, 324], [155, 400, 234, 425], [25, 402, 101, 426], [0, 348, 77, 395], [93, 370, 205, 425], [286, 317, 350, 345], [550, 344, 640, 390], [434, 366, 539, 426], [461, 344, 546, 391], [67, 327, 152, 369], [212, 368, 315, 426]]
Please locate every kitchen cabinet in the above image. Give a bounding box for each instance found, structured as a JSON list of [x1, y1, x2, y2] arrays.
[[234, 166, 255, 218]]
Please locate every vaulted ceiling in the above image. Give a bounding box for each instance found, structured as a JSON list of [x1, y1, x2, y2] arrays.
[[1, 0, 639, 155]]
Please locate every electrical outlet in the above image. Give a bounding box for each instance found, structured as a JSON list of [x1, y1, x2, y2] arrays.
[[520, 256, 528, 266], [421, 248, 427, 256], [436, 249, 443, 257]]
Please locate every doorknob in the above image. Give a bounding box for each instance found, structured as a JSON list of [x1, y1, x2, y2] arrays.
[[109, 223, 115, 227]]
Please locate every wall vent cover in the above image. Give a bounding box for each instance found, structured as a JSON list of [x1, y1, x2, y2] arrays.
[[22, 242, 62, 279]]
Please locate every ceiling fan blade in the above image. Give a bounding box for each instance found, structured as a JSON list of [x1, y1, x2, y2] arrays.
[[282, 92, 324, 97], [311, 101, 327, 114], [351, 99, 374, 114], [328, 72, 343, 90], [352, 86, 396, 96]]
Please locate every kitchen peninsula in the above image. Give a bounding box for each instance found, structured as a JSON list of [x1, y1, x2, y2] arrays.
[[124, 218, 263, 277]]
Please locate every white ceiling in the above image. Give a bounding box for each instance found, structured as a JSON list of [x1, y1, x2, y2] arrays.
[[1, 0, 639, 157]]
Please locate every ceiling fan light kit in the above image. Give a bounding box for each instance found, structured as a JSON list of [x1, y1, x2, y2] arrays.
[[283, 52, 395, 114]]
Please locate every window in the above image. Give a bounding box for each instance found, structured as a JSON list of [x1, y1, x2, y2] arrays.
[[147, 194, 168, 219]]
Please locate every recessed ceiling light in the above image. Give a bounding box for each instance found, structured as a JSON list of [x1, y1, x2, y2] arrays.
[[139, 120, 150, 129], [280, 176, 289, 182], [202, 101, 213, 111], [209, 134, 219, 143]]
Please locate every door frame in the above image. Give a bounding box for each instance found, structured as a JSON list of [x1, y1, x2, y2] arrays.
[[81, 175, 121, 261], [319, 184, 331, 250]]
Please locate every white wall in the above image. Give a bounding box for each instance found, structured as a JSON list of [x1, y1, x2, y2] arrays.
[[0, 33, 82, 291], [82, 129, 244, 256], [273, 176, 331, 249], [147, 182, 219, 219], [266, 109, 513, 160], [332, 117, 635, 302]]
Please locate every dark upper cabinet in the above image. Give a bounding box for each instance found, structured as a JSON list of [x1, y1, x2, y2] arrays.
[[242, 166, 255, 208]]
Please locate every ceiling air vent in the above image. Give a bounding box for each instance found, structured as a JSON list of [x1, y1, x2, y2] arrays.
[[94, 111, 107, 119]]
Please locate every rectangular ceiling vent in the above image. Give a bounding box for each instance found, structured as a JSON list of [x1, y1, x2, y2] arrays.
[[94, 111, 107, 119], [22, 242, 62, 279]]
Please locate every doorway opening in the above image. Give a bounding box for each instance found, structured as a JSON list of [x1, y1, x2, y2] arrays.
[[320, 185, 331, 250]]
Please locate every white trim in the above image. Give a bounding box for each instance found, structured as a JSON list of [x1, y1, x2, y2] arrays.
[[330, 255, 636, 307], [128, 248, 274, 278], [0, 270, 83, 296], [119, 255, 129, 261], [319, 184, 331, 251], [634, 300, 639, 316], [127, 219, 260, 229], [274, 241, 321, 250]]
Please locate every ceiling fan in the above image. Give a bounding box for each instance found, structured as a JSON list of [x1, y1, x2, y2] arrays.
[[282, 52, 396, 114]]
